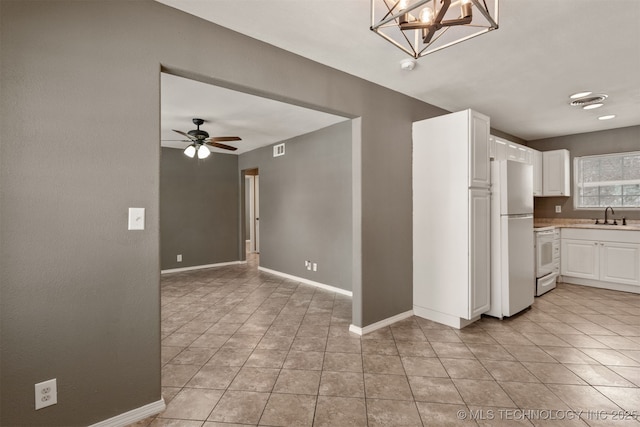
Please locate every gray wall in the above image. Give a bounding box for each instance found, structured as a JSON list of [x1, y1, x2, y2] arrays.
[[160, 148, 239, 270], [240, 121, 353, 291], [0, 1, 446, 424], [527, 126, 640, 220]]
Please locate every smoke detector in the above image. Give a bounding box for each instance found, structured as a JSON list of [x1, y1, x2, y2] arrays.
[[400, 59, 417, 71]]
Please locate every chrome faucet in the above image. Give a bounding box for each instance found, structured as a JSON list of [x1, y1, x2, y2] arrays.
[[604, 206, 614, 224]]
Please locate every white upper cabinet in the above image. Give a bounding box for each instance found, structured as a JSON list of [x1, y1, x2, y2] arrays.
[[532, 149, 543, 196], [542, 149, 571, 197], [469, 111, 490, 188]]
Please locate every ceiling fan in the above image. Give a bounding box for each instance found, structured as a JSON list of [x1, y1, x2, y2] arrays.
[[169, 118, 242, 159]]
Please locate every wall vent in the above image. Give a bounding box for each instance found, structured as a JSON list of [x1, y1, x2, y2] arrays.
[[273, 143, 285, 157]]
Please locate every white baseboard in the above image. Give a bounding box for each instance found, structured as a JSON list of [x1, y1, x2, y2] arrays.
[[560, 276, 640, 294], [258, 267, 352, 297], [349, 310, 414, 336], [89, 398, 165, 427], [161, 260, 243, 274], [413, 305, 480, 329]]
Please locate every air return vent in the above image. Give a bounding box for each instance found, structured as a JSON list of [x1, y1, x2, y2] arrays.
[[273, 143, 285, 157]]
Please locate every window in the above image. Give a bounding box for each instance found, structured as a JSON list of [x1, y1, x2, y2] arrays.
[[574, 151, 640, 209]]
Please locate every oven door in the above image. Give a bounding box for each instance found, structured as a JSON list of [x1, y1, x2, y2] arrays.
[[535, 230, 555, 278]]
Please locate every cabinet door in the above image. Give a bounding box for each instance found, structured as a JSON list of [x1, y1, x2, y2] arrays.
[[468, 190, 491, 318], [469, 112, 490, 188], [600, 242, 640, 286], [543, 149, 571, 196], [532, 149, 543, 196], [561, 239, 599, 279]]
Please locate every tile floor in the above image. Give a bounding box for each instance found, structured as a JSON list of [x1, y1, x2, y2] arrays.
[[133, 255, 640, 426]]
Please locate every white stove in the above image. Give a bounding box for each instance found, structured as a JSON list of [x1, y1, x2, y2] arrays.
[[534, 226, 559, 296]]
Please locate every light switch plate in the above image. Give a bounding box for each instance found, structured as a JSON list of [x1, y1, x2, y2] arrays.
[[555, 205, 562, 213], [128, 207, 145, 230]]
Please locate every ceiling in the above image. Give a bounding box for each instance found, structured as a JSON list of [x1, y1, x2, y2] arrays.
[[161, 73, 349, 155], [158, 0, 640, 147]]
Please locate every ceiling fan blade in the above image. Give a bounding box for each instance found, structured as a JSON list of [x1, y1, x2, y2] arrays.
[[172, 129, 197, 141], [208, 136, 242, 142], [206, 141, 238, 151]]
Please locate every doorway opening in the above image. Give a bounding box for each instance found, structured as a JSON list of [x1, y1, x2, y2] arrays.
[[244, 168, 260, 260]]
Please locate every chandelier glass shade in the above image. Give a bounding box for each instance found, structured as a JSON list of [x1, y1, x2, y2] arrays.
[[371, 0, 499, 58]]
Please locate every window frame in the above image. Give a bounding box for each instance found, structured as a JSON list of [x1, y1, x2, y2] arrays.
[[573, 150, 640, 211]]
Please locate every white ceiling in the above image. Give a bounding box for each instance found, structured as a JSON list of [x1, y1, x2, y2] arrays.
[[161, 73, 349, 154], [158, 0, 640, 145]]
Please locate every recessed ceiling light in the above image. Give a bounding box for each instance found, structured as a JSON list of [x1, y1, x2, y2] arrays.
[[583, 103, 603, 110], [598, 115, 616, 120], [570, 91, 592, 99]]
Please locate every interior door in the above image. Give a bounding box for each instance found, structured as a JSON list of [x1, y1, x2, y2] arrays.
[[254, 175, 260, 253]]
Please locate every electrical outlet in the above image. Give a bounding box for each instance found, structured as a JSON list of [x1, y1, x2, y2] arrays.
[[312, 263, 317, 272], [35, 379, 57, 410], [555, 205, 562, 213], [177, 254, 182, 262], [306, 260, 312, 270]]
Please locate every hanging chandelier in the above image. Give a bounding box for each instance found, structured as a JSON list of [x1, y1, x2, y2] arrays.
[[370, 0, 499, 59]]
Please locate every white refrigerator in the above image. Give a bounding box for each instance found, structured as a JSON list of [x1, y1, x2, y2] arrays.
[[487, 160, 535, 318]]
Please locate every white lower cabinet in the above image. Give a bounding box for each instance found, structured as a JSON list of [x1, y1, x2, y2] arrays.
[[561, 228, 640, 292]]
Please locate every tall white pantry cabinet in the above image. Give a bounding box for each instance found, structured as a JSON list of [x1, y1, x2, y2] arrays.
[[413, 109, 491, 328]]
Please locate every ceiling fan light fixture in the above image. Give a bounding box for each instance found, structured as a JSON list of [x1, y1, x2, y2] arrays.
[[570, 91, 592, 99], [197, 144, 211, 159], [184, 144, 197, 158], [583, 103, 603, 110], [370, 0, 499, 59]]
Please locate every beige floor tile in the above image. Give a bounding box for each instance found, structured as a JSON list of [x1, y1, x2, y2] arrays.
[[395, 340, 436, 357], [481, 360, 540, 383], [430, 342, 475, 359], [363, 354, 405, 375], [205, 347, 253, 367], [366, 399, 422, 427], [391, 327, 427, 341], [452, 378, 517, 407], [259, 393, 316, 427], [468, 406, 535, 426], [207, 390, 268, 424], [361, 339, 399, 355], [504, 345, 558, 363], [498, 381, 570, 410], [608, 365, 640, 387], [594, 386, 640, 412], [565, 364, 635, 387], [401, 356, 448, 377], [161, 346, 184, 365], [522, 333, 571, 347], [488, 332, 535, 346], [273, 369, 321, 395], [407, 376, 464, 404], [255, 334, 294, 350], [243, 349, 287, 368], [326, 336, 362, 353], [282, 350, 324, 370], [466, 343, 516, 361], [228, 367, 279, 392], [441, 357, 493, 380], [171, 347, 217, 366], [159, 388, 223, 420], [150, 419, 204, 427], [523, 362, 588, 385], [592, 335, 640, 350], [556, 334, 612, 349], [186, 365, 240, 389], [161, 364, 200, 387], [323, 352, 363, 372], [290, 335, 327, 352], [540, 346, 599, 364], [161, 387, 181, 405], [223, 334, 263, 349], [546, 384, 621, 412], [319, 371, 365, 397], [416, 402, 476, 426], [423, 329, 463, 343], [580, 348, 640, 366], [364, 373, 413, 400], [313, 396, 368, 427]]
